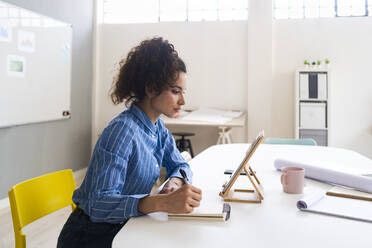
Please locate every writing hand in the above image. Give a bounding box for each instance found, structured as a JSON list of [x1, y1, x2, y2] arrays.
[[163, 184, 202, 213]]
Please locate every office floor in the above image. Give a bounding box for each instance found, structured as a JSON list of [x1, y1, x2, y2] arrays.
[[0, 171, 86, 248]]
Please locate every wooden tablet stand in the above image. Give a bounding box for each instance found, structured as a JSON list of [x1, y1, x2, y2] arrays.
[[219, 164, 264, 203], [219, 131, 265, 203]]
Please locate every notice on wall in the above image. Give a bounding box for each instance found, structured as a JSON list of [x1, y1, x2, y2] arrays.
[[7, 55, 26, 77], [18, 30, 35, 53], [0, 21, 12, 42], [61, 43, 70, 64]]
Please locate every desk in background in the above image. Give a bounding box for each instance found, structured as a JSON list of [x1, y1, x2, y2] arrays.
[[161, 108, 246, 144], [113, 144, 372, 248]]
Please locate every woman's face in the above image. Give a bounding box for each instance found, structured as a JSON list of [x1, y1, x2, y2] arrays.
[[150, 72, 187, 119]]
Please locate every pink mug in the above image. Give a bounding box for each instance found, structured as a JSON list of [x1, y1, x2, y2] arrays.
[[280, 167, 305, 194]]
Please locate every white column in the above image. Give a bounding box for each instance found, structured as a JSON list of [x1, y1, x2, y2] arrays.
[[247, 0, 273, 141]]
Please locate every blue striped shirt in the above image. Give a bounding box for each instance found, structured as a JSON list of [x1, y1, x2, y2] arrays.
[[72, 104, 193, 224]]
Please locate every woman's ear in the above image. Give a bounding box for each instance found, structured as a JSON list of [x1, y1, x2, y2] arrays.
[[145, 86, 156, 98]]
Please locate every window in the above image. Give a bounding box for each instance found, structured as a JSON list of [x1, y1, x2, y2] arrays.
[[103, 0, 248, 24], [0, 1, 67, 27], [274, 0, 371, 19], [103, 0, 159, 23]]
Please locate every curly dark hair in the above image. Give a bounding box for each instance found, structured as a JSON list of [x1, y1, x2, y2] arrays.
[[110, 37, 186, 106]]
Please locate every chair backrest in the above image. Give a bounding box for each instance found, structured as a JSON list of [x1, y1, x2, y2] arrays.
[[264, 138, 317, 146], [8, 169, 76, 248]]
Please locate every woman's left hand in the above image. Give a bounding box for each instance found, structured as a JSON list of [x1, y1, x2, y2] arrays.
[[159, 177, 184, 194]]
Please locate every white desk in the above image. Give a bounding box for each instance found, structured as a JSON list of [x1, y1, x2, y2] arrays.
[[161, 110, 246, 144], [113, 144, 372, 248]]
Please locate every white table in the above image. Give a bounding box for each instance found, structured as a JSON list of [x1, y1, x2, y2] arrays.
[[113, 144, 372, 248], [161, 111, 246, 144]]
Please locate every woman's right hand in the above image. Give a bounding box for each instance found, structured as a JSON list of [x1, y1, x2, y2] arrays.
[[138, 184, 202, 214], [162, 184, 202, 213]]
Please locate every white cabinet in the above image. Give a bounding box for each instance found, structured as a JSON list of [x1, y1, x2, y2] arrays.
[[295, 68, 329, 146], [300, 102, 326, 129]]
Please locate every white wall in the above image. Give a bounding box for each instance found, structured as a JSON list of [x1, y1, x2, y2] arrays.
[[94, 3, 372, 160], [272, 17, 372, 158], [94, 21, 248, 154]]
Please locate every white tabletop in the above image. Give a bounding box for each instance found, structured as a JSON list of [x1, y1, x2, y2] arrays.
[[113, 144, 372, 248]]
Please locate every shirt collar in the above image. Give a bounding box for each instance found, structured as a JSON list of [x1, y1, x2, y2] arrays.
[[129, 103, 158, 134]]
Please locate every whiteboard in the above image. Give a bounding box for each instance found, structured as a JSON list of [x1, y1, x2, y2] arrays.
[[0, 1, 72, 128]]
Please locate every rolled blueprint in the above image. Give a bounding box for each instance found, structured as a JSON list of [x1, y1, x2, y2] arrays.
[[274, 159, 372, 193]]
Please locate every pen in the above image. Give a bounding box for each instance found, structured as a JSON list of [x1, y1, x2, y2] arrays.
[[179, 168, 190, 184]]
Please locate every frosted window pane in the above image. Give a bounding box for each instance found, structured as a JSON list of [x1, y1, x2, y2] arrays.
[[188, 10, 203, 21], [289, 8, 304, 18], [189, 0, 217, 10], [232, 9, 248, 20], [351, 5, 365, 16], [31, 18, 41, 27], [0, 7, 7, 18], [337, 0, 351, 6], [160, 0, 186, 12], [319, 7, 335, 17], [29, 12, 39, 18], [8, 7, 19, 17], [203, 10, 218, 20], [21, 18, 31, 26], [203, 0, 218, 10], [20, 9, 32, 18], [319, 0, 334, 7], [219, 0, 247, 10], [304, 7, 319, 18], [219, 9, 247, 20], [188, 9, 218, 21], [43, 18, 55, 27], [289, 0, 304, 8], [104, 0, 158, 23], [160, 0, 186, 21], [160, 11, 187, 21], [304, 0, 319, 8], [274, 0, 289, 9], [352, 0, 365, 6], [274, 8, 289, 19], [219, 9, 233, 20], [337, 6, 351, 16], [188, 0, 203, 10], [9, 17, 19, 26]]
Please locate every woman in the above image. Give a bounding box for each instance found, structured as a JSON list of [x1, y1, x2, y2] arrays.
[[57, 37, 202, 248]]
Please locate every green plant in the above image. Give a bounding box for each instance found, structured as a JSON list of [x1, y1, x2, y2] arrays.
[[316, 60, 321, 65], [304, 60, 310, 65], [325, 58, 330, 64]]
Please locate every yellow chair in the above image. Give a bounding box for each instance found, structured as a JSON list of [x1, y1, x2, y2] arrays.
[[8, 169, 76, 248]]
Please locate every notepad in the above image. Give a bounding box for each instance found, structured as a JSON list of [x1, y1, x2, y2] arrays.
[[297, 191, 372, 223], [168, 203, 230, 222]]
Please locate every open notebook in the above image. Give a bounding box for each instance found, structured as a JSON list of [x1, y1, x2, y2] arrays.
[[296, 189, 372, 223], [168, 203, 231, 221]]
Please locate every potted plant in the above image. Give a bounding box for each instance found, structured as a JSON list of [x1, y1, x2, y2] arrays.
[[304, 60, 310, 68], [324, 58, 330, 68]]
